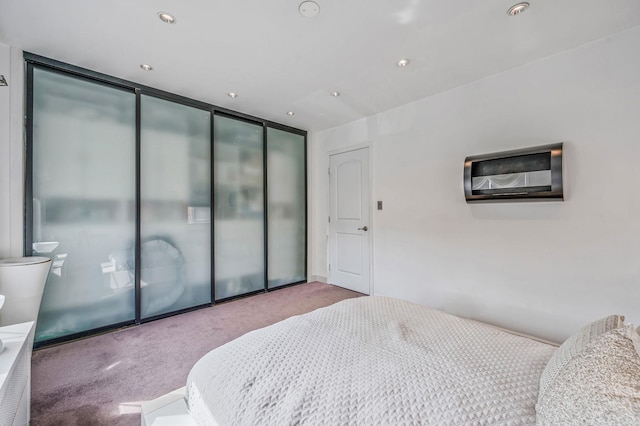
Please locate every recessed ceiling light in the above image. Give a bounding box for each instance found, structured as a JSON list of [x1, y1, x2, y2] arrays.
[[507, 2, 529, 16], [331, 91, 340, 97], [299, 1, 320, 18], [287, 111, 295, 116], [158, 12, 176, 24], [140, 64, 153, 71], [227, 92, 238, 98], [397, 58, 410, 67]]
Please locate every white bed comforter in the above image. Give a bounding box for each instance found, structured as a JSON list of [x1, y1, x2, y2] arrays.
[[186, 296, 556, 425]]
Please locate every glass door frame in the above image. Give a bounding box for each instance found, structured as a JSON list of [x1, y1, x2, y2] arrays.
[[136, 90, 215, 322], [25, 63, 139, 345], [24, 52, 308, 347], [264, 124, 308, 291], [212, 111, 268, 303]]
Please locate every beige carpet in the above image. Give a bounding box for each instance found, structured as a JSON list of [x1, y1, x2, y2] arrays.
[[31, 282, 362, 425]]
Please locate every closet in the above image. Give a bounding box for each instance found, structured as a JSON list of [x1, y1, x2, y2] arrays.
[[26, 54, 306, 346]]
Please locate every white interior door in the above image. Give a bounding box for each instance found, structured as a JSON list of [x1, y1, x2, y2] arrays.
[[328, 147, 370, 294]]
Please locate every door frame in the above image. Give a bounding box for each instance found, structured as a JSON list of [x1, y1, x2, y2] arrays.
[[327, 142, 374, 295]]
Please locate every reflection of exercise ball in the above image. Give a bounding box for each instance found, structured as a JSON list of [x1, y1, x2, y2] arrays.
[[139, 238, 185, 317], [0, 257, 51, 327]]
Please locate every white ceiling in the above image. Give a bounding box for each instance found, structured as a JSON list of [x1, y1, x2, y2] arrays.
[[1, 1, 639, 132]]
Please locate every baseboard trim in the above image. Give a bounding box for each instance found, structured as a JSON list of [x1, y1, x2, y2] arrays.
[[310, 275, 327, 283]]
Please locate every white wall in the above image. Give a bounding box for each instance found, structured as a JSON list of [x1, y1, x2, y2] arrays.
[[310, 25, 640, 342], [0, 43, 10, 257], [0, 44, 23, 259]]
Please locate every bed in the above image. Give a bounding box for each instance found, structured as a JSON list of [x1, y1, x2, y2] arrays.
[[141, 296, 640, 425]]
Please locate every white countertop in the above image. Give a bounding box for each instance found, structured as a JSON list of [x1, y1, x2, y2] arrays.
[[0, 321, 34, 392]]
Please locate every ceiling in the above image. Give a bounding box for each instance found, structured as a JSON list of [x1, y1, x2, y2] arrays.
[[1, 1, 639, 132]]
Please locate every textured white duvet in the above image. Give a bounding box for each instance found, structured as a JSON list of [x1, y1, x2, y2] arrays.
[[186, 296, 556, 425]]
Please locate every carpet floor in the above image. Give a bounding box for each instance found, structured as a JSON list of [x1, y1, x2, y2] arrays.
[[31, 282, 362, 425]]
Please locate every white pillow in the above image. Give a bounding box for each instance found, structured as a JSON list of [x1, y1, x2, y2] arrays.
[[537, 314, 623, 401], [536, 328, 640, 425]]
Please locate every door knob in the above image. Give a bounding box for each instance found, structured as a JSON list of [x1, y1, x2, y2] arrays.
[[357, 226, 368, 231]]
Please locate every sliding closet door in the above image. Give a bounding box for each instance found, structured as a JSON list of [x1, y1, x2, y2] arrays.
[[31, 67, 136, 343], [213, 115, 265, 300], [266, 128, 306, 288], [140, 95, 211, 318]]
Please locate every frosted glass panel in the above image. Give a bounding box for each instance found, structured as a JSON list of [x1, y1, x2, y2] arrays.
[[32, 68, 136, 343], [214, 116, 265, 299], [267, 128, 306, 288], [140, 95, 211, 318]]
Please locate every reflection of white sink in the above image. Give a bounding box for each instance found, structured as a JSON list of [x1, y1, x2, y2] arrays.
[[32, 242, 59, 253]]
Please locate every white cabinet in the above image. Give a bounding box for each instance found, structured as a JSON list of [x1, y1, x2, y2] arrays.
[[0, 322, 34, 426]]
